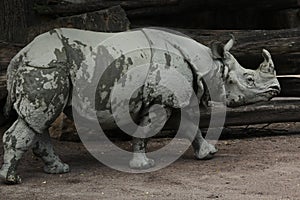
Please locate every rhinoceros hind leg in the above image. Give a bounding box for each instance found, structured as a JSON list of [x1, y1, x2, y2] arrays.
[[129, 149, 155, 170], [0, 118, 37, 184], [43, 160, 69, 174], [32, 132, 69, 174], [129, 138, 155, 169]]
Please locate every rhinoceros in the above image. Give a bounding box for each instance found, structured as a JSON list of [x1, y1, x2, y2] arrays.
[[0, 28, 280, 184]]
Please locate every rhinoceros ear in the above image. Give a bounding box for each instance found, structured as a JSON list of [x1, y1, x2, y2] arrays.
[[211, 41, 224, 59], [224, 34, 235, 52], [211, 35, 235, 59]]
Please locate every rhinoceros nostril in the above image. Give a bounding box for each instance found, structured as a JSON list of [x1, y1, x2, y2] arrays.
[[269, 85, 280, 91], [269, 85, 280, 95]]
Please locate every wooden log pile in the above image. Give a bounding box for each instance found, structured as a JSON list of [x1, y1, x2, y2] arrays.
[[33, 0, 300, 29], [27, 5, 130, 42], [1, 1, 300, 139], [34, 0, 180, 16], [0, 6, 130, 99]]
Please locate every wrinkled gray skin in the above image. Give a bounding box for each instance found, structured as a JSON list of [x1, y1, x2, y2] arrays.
[[0, 28, 280, 184]]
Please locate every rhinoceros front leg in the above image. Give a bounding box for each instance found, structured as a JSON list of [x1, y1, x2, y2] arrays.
[[129, 106, 172, 169], [32, 131, 69, 174], [181, 113, 217, 159], [0, 118, 36, 184], [192, 130, 218, 159]]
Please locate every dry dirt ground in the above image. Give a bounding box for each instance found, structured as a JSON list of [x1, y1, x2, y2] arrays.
[[0, 124, 300, 200]]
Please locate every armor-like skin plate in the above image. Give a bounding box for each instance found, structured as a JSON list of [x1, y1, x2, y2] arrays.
[[0, 28, 280, 184]]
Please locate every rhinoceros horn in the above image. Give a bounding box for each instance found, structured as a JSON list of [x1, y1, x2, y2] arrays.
[[262, 49, 271, 62], [259, 49, 275, 75]]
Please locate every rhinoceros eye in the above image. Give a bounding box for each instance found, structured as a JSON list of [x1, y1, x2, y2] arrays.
[[246, 76, 255, 86]]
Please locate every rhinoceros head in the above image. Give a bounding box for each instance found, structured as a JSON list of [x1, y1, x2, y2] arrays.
[[211, 36, 281, 107]]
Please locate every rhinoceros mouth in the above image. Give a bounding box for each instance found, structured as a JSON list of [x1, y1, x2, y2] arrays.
[[260, 85, 280, 96], [259, 89, 280, 100]]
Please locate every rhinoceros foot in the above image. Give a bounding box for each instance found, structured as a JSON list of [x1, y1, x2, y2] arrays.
[[0, 169, 22, 185], [208, 143, 218, 155], [43, 161, 70, 174], [5, 174, 22, 185], [129, 153, 155, 169], [194, 140, 215, 160]]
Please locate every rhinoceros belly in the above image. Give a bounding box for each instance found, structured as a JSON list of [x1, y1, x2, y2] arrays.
[[63, 29, 198, 130]]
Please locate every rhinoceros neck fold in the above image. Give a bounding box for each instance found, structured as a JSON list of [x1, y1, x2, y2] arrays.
[[141, 28, 226, 105]]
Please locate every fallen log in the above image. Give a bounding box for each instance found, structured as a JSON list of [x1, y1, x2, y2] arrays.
[[126, 4, 183, 18], [278, 76, 300, 97], [50, 98, 300, 140], [184, 0, 300, 11], [166, 98, 300, 129], [223, 98, 300, 126]]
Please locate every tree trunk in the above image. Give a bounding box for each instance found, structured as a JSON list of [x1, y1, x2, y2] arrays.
[[0, 70, 7, 126], [0, 0, 27, 43], [0, 71, 7, 101]]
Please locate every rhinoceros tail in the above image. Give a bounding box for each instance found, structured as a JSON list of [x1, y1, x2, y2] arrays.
[[3, 91, 13, 119], [3, 96, 11, 119], [3, 55, 21, 118]]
